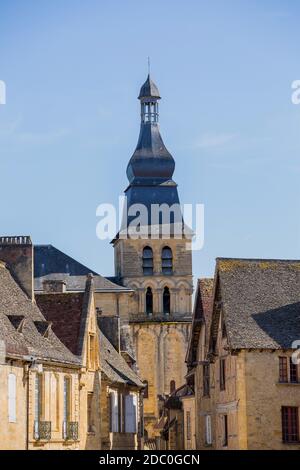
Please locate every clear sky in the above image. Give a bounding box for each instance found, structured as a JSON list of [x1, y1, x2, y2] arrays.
[[0, 0, 300, 281]]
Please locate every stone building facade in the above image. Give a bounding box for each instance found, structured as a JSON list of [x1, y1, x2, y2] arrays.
[[187, 258, 300, 450]]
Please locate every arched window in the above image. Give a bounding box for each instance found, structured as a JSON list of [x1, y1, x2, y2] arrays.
[[162, 247, 173, 275], [143, 246, 153, 275], [146, 287, 153, 315], [163, 287, 171, 315], [143, 380, 149, 399], [170, 380, 176, 394]]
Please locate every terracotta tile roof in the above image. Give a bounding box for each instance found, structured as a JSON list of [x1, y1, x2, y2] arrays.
[[0, 262, 79, 365], [211, 258, 300, 350]]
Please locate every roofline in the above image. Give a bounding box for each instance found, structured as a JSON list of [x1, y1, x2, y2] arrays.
[[216, 257, 300, 263]]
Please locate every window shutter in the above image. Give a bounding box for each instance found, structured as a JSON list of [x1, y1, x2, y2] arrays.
[[205, 415, 212, 445], [8, 373, 16, 423], [125, 394, 137, 433], [110, 391, 119, 433]]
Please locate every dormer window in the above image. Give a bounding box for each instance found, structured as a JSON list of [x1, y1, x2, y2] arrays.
[[143, 246, 153, 275], [162, 247, 173, 275]]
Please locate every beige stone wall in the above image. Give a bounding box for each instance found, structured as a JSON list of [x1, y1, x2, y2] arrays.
[[28, 366, 80, 450], [0, 362, 27, 450], [182, 396, 196, 450]]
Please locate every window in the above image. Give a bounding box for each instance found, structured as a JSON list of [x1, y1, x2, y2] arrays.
[[279, 357, 288, 383], [143, 247, 153, 275], [35, 374, 43, 422], [163, 287, 171, 315], [143, 380, 149, 399], [220, 358, 226, 391], [52, 374, 59, 430], [63, 377, 71, 426], [282, 407, 299, 443], [222, 415, 228, 447], [203, 364, 210, 397], [88, 334, 96, 370], [110, 390, 119, 433], [34, 374, 43, 438], [186, 411, 191, 440], [8, 373, 16, 423], [205, 415, 212, 445], [125, 394, 137, 433], [170, 380, 176, 394], [290, 357, 298, 383], [162, 247, 173, 275], [146, 287, 153, 315], [87, 392, 93, 433]]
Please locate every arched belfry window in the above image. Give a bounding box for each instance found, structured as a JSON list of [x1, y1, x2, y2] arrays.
[[163, 287, 171, 315], [146, 287, 153, 315], [143, 246, 153, 275], [162, 247, 173, 275], [170, 380, 176, 394]]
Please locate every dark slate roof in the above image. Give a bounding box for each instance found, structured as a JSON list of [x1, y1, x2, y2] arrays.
[[138, 74, 161, 100], [186, 278, 214, 366], [99, 331, 144, 388], [212, 258, 300, 350], [0, 261, 79, 365], [34, 245, 131, 293]]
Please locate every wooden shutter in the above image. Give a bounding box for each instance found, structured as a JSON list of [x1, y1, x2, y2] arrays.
[[8, 373, 16, 423], [125, 394, 137, 433], [110, 391, 119, 433], [205, 415, 212, 445]]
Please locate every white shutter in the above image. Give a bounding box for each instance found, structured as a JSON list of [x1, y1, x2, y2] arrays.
[[125, 394, 137, 433], [8, 373, 16, 423], [205, 415, 212, 445], [110, 391, 119, 433]]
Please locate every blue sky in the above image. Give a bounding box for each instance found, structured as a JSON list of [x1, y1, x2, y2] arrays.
[[0, 0, 300, 280]]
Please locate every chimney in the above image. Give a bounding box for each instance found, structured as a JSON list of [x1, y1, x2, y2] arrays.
[[42, 279, 67, 293], [0, 236, 34, 299], [98, 315, 120, 352]]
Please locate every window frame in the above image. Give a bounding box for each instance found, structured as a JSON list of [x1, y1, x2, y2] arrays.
[[203, 363, 210, 397], [161, 247, 173, 275], [220, 358, 226, 391], [282, 406, 299, 443], [142, 246, 153, 276], [279, 357, 288, 383]]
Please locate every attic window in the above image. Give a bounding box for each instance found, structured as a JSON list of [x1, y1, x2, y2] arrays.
[[34, 321, 52, 338], [7, 315, 25, 333]]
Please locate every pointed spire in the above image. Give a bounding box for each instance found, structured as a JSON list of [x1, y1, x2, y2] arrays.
[[138, 74, 161, 100]]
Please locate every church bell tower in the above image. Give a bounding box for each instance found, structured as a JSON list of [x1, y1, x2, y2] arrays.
[[112, 74, 193, 437]]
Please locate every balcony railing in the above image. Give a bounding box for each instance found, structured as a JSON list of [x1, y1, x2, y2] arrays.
[[34, 420, 51, 440], [63, 421, 79, 441]]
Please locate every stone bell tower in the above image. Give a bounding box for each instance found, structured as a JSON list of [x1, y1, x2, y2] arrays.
[[112, 74, 193, 437]]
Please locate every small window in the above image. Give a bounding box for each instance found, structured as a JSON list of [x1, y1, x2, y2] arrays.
[[63, 377, 71, 424], [163, 287, 171, 315], [143, 380, 149, 399], [87, 392, 93, 432], [186, 411, 191, 440], [143, 247, 153, 275], [205, 415, 212, 445], [220, 358, 226, 391], [146, 287, 153, 315], [282, 407, 299, 443], [290, 357, 298, 383], [125, 394, 137, 433], [222, 415, 228, 447], [170, 380, 176, 394], [8, 373, 16, 423], [110, 390, 119, 433], [162, 247, 173, 275], [203, 364, 210, 397], [279, 357, 288, 383], [88, 334, 96, 370]]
